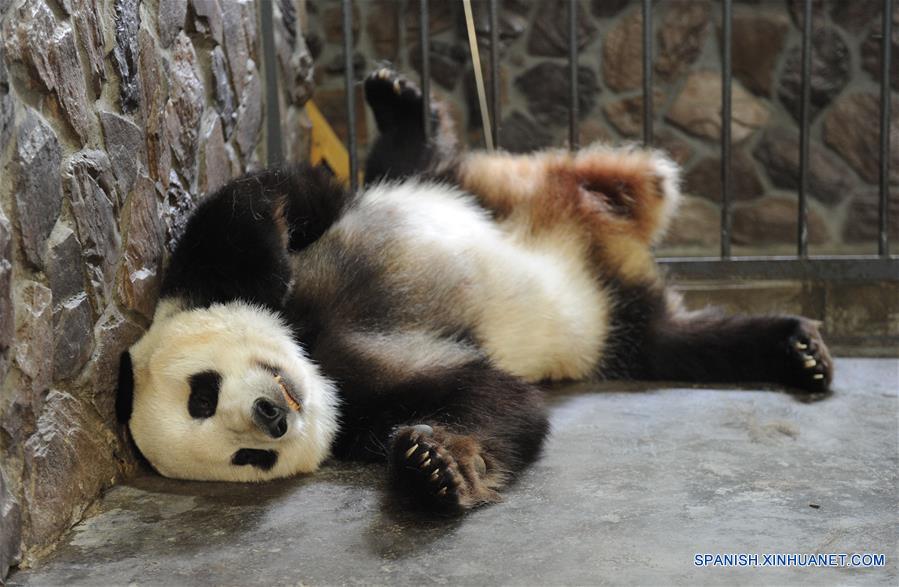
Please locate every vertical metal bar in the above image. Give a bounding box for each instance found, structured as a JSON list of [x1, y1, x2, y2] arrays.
[[880, 0, 893, 257], [642, 0, 653, 147], [798, 0, 812, 258], [260, 0, 283, 165], [568, 0, 578, 149], [720, 0, 733, 259], [342, 0, 357, 191], [420, 0, 431, 142], [489, 0, 500, 147]]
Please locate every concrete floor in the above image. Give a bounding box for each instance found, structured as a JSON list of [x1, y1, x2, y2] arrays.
[[9, 359, 898, 586]]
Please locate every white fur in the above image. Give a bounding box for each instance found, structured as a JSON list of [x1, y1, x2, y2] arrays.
[[329, 181, 611, 382], [127, 301, 339, 482]]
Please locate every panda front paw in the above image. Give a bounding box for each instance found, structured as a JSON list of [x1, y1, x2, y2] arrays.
[[364, 67, 427, 132], [783, 319, 833, 394], [389, 425, 498, 513]]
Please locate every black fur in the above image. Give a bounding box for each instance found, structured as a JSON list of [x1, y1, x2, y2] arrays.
[[116, 351, 134, 423], [187, 371, 222, 419], [160, 164, 347, 312], [363, 68, 443, 184], [232, 448, 279, 471]]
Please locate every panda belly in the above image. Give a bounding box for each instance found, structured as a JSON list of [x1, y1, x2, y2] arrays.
[[329, 181, 611, 383]]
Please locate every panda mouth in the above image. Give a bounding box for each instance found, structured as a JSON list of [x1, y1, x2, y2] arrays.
[[275, 374, 301, 412]]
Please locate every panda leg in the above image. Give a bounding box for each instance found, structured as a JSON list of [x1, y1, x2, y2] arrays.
[[334, 360, 549, 512], [641, 310, 833, 394], [386, 366, 549, 512], [363, 67, 457, 184]]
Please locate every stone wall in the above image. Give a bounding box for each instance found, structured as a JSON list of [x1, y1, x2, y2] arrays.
[[0, 0, 312, 576], [307, 0, 899, 256]]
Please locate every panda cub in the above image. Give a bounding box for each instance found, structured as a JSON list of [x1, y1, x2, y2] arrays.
[[116, 68, 833, 511]]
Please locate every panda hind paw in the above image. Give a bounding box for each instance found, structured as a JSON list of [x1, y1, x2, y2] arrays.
[[389, 425, 499, 513], [364, 67, 425, 130], [783, 319, 833, 394]]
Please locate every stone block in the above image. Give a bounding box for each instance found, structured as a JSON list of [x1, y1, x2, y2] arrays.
[[113, 0, 141, 113], [823, 92, 899, 185], [666, 71, 769, 143], [14, 109, 63, 269]]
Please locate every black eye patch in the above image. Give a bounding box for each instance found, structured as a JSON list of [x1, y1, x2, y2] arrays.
[[231, 448, 278, 471], [188, 370, 221, 419]]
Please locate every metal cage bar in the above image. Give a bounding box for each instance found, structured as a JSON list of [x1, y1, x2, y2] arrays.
[[798, 0, 812, 258], [489, 0, 500, 147], [642, 0, 653, 147], [259, 0, 283, 165], [342, 0, 358, 191], [880, 0, 893, 257], [420, 0, 431, 143], [720, 0, 733, 259], [568, 0, 579, 149]]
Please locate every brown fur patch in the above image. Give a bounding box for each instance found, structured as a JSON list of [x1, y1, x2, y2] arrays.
[[458, 147, 674, 283]]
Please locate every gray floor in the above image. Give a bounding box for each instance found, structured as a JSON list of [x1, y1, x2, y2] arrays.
[[10, 359, 898, 586]]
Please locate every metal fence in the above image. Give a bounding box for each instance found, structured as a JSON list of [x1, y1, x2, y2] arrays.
[[262, 0, 899, 282]]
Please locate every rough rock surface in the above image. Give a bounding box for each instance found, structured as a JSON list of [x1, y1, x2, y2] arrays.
[[3, 0, 96, 142], [13, 110, 63, 270], [113, 0, 141, 113], [730, 10, 790, 95], [409, 41, 467, 89], [22, 390, 118, 546], [778, 27, 850, 121], [661, 195, 720, 248], [654, 1, 710, 82], [823, 92, 899, 185], [158, 0, 188, 47], [861, 25, 899, 91], [498, 111, 551, 153], [117, 176, 163, 321], [843, 189, 899, 243], [753, 128, 854, 206], [603, 91, 664, 138], [667, 71, 769, 142], [732, 196, 829, 245], [602, 10, 643, 92], [65, 151, 121, 310], [166, 33, 206, 183], [591, 0, 628, 19], [99, 112, 145, 196], [515, 62, 599, 127], [527, 1, 596, 57], [684, 150, 765, 203]]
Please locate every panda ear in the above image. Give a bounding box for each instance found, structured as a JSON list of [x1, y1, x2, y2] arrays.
[[116, 351, 135, 423]]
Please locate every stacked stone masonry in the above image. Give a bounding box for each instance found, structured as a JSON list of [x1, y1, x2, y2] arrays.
[[308, 0, 899, 255], [0, 0, 313, 576]]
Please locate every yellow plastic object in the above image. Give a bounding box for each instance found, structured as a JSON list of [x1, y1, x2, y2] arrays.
[[306, 100, 357, 186]]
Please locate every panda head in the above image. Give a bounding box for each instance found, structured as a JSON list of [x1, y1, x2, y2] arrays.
[[116, 299, 339, 482]]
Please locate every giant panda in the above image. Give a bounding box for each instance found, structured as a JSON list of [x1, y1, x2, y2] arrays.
[[116, 67, 833, 511]]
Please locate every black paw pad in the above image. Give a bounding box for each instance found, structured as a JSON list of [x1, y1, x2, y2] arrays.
[[390, 426, 464, 512], [784, 321, 833, 393]]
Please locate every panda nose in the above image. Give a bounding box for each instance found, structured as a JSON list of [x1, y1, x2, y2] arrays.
[[253, 398, 288, 438]]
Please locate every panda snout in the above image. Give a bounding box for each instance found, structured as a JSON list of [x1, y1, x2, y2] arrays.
[[253, 397, 288, 438]]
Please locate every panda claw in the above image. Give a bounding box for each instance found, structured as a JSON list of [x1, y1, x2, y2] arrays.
[[803, 357, 816, 368], [421, 458, 431, 469], [404, 444, 419, 459], [795, 342, 808, 350], [393, 79, 402, 94], [437, 487, 448, 497], [430, 469, 440, 482], [813, 373, 824, 380]]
